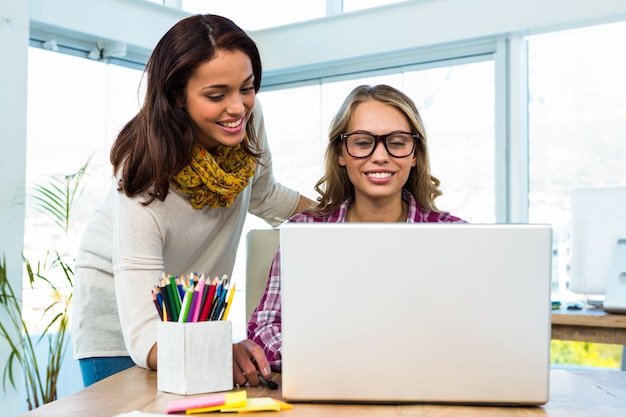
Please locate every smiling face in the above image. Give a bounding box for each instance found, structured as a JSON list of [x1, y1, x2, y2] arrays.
[[183, 49, 256, 150], [338, 99, 417, 206]]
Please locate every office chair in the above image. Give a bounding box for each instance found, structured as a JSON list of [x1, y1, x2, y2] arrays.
[[245, 228, 280, 322]]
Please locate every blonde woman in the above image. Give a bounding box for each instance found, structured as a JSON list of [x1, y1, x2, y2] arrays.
[[247, 84, 466, 371]]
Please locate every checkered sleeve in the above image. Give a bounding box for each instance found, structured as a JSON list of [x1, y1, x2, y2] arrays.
[[247, 248, 284, 370]]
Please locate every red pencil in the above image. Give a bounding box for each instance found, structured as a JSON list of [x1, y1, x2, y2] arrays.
[[198, 276, 218, 321]]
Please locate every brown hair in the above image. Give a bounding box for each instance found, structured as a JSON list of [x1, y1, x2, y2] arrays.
[[310, 84, 443, 217], [110, 14, 262, 203]]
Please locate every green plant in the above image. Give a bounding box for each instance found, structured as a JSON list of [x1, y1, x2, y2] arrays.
[[30, 158, 89, 236], [551, 340, 623, 369], [0, 160, 89, 410]]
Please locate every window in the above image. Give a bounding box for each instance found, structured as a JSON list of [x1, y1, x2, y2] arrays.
[[343, 0, 409, 13], [403, 61, 495, 222], [528, 21, 626, 298], [180, 0, 410, 29], [24, 48, 143, 329], [181, 0, 327, 30], [528, 21, 626, 370]]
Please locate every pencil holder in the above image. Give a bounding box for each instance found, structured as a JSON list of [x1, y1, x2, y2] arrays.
[[157, 320, 233, 395]]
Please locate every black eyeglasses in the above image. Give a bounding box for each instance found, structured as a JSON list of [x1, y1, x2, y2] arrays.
[[339, 131, 418, 158]]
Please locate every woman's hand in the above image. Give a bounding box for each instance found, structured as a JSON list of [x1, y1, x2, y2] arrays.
[[232, 340, 271, 387]]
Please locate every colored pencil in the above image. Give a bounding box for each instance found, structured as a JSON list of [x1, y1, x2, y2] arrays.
[[221, 282, 236, 321], [191, 274, 206, 322]]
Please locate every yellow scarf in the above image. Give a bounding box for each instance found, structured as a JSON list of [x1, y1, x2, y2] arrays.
[[171, 142, 257, 209]]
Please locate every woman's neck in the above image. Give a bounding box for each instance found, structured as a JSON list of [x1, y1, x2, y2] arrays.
[[346, 198, 407, 223]]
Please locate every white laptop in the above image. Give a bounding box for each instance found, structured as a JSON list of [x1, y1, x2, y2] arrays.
[[279, 223, 552, 405]]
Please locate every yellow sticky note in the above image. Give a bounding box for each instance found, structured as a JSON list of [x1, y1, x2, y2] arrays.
[[187, 391, 247, 414], [220, 397, 281, 413], [274, 400, 293, 411]]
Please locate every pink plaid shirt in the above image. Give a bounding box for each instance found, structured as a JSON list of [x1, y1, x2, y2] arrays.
[[246, 189, 466, 370]]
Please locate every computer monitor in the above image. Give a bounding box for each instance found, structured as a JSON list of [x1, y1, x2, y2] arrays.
[[569, 187, 626, 297]]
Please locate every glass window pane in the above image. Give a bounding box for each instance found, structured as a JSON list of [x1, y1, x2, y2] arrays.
[[343, 0, 409, 13], [258, 84, 324, 199], [404, 61, 495, 222], [25, 47, 143, 325], [27, 49, 143, 251], [528, 21, 626, 298], [182, 0, 326, 30]]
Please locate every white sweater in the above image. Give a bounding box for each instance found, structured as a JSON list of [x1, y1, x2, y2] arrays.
[[70, 107, 299, 368]]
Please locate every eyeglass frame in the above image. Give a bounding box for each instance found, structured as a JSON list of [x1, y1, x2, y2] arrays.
[[339, 131, 419, 159]]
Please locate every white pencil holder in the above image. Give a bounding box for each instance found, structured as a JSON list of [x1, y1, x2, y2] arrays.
[[157, 320, 233, 395]]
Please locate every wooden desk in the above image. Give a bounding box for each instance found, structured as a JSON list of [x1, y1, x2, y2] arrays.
[[18, 366, 626, 417], [551, 307, 626, 345]]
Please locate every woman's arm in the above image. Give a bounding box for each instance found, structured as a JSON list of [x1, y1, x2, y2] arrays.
[[291, 195, 316, 216], [112, 192, 165, 369]]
